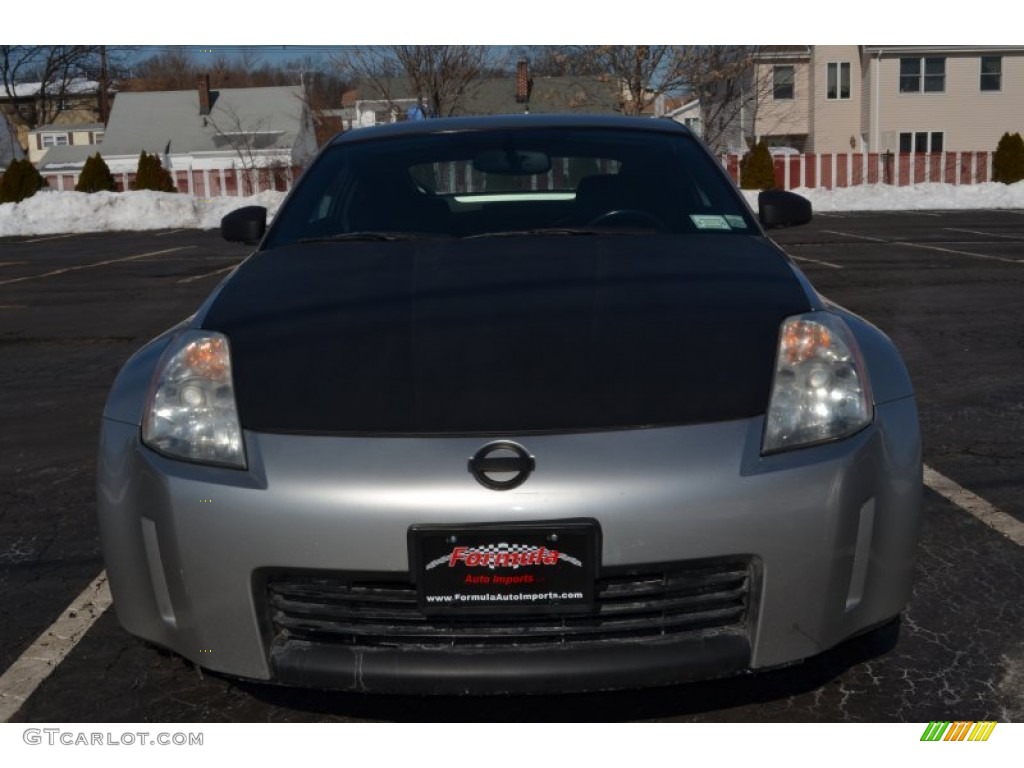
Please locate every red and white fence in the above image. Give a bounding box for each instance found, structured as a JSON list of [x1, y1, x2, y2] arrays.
[[723, 151, 994, 191], [6, 153, 999, 199], [37, 165, 304, 196]]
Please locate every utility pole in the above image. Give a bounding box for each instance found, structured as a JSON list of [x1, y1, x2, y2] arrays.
[[99, 45, 110, 125]]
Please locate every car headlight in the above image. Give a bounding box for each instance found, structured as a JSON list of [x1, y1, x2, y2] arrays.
[[142, 330, 246, 468], [762, 312, 872, 454]]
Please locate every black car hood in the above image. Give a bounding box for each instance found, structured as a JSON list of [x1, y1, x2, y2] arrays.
[[202, 235, 812, 434]]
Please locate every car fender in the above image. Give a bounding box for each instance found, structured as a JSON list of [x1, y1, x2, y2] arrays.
[[829, 304, 916, 405]]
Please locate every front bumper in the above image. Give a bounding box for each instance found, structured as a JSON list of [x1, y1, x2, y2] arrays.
[[97, 398, 921, 694]]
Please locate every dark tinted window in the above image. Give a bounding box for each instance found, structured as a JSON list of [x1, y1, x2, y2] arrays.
[[264, 127, 755, 248]]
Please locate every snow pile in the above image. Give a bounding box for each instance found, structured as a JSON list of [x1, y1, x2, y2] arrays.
[[740, 181, 1024, 212], [1, 183, 1022, 238], [0, 190, 287, 237]]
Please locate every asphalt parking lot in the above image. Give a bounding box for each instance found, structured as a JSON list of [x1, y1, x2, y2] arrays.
[[0, 211, 1021, 722]]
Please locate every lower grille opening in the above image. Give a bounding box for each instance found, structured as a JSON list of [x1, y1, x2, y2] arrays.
[[261, 557, 755, 651]]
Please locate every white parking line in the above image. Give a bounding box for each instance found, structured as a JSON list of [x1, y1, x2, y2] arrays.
[[155, 228, 189, 237], [791, 256, 844, 269], [21, 234, 78, 244], [821, 229, 888, 243], [822, 229, 1023, 264], [176, 264, 238, 284], [900, 241, 1022, 264], [0, 262, 26, 268], [0, 247, 193, 287], [924, 465, 1024, 547], [0, 572, 111, 722], [945, 227, 1024, 241]]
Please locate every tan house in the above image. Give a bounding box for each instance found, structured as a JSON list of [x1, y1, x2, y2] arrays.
[[0, 79, 106, 155], [26, 123, 104, 163], [752, 45, 1024, 153]]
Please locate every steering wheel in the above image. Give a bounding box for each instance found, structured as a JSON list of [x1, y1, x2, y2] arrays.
[[587, 209, 665, 229]]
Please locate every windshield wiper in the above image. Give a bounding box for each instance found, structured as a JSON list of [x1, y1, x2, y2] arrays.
[[298, 231, 433, 244]]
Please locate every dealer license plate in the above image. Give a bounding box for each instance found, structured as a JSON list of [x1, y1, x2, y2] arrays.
[[409, 520, 600, 615]]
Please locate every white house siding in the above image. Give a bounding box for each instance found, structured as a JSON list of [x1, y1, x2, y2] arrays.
[[870, 49, 1024, 152], [860, 49, 872, 143], [807, 46, 864, 153]]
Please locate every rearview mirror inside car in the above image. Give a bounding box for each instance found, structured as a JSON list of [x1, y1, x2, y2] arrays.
[[473, 149, 551, 176]]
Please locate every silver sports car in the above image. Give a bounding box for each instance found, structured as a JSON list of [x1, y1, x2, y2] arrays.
[[97, 115, 921, 694]]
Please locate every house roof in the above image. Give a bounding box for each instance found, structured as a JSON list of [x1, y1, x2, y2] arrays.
[[862, 45, 1024, 55], [9, 79, 101, 98], [29, 122, 105, 134], [352, 74, 622, 117], [35, 84, 316, 171], [94, 86, 308, 159], [754, 46, 811, 60], [1, 112, 25, 165], [470, 75, 621, 115], [32, 145, 97, 170], [665, 99, 701, 119]]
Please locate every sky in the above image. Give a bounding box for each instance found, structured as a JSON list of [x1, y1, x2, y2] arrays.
[[33, 2, 1004, 46]]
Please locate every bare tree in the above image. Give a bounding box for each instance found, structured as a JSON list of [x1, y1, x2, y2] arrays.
[[337, 46, 496, 119], [209, 104, 280, 194], [675, 46, 766, 154], [207, 92, 319, 194], [667, 46, 765, 154], [122, 48, 198, 91], [522, 46, 607, 78], [519, 46, 767, 152], [0, 46, 106, 129], [577, 46, 694, 117]]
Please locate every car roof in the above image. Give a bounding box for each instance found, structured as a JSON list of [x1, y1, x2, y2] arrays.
[[328, 114, 693, 146]]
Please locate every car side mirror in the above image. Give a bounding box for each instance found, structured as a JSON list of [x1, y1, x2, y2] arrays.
[[758, 190, 812, 229], [221, 206, 267, 244]]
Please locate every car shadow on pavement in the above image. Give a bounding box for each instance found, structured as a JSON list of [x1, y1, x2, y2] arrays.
[[231, 619, 900, 722]]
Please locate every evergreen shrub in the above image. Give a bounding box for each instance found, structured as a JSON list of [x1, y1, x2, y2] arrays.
[[740, 142, 777, 190], [0, 158, 48, 203], [132, 151, 177, 192], [75, 153, 118, 193], [992, 131, 1024, 184]]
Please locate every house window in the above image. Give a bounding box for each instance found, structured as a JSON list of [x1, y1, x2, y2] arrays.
[[773, 65, 794, 100], [900, 57, 945, 93], [41, 134, 69, 148], [93, 132, 104, 144], [899, 131, 944, 153], [827, 62, 851, 99], [981, 56, 1001, 91]]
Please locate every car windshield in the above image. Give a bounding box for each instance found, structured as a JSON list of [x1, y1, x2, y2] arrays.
[[263, 126, 756, 248]]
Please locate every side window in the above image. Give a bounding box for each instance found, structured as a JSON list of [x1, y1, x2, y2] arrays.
[[773, 66, 794, 100], [827, 62, 851, 100], [980, 56, 1001, 91], [898, 131, 943, 153]]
